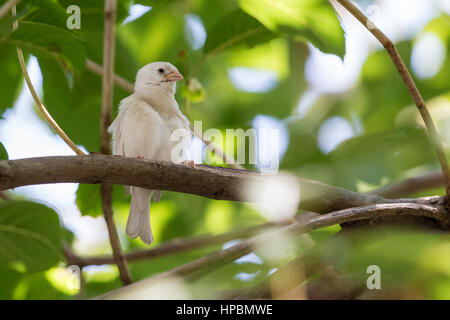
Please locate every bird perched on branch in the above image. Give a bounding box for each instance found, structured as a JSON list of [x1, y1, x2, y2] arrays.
[[108, 62, 191, 245]]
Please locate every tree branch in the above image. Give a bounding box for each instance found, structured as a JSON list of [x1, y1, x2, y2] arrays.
[[99, 0, 132, 286], [334, 0, 450, 203], [61, 169, 446, 269], [65, 222, 277, 267], [0, 0, 21, 20], [95, 202, 448, 299], [1, 155, 443, 212], [370, 171, 444, 198], [10, 2, 85, 156], [86, 59, 134, 93]]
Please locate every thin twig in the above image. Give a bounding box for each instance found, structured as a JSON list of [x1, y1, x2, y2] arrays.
[[334, 0, 450, 204], [85, 59, 244, 170], [100, 0, 132, 286], [101, 184, 132, 284], [86, 59, 134, 93], [184, 79, 191, 118], [95, 202, 447, 299], [370, 171, 444, 198], [63, 222, 278, 267], [0, 0, 21, 20], [10, 2, 85, 156], [0, 191, 11, 201]]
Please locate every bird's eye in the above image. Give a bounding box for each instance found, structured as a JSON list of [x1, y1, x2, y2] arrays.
[[158, 68, 164, 74]]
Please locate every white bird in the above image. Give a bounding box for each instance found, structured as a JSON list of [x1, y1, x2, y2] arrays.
[[108, 62, 191, 245]]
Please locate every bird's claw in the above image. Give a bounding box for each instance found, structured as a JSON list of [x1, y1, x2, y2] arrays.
[[182, 160, 195, 167]]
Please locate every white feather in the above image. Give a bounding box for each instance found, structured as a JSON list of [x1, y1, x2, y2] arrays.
[[109, 62, 190, 245]]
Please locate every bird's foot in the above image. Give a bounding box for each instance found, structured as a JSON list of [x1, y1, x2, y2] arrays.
[[136, 155, 144, 159], [182, 160, 195, 167]]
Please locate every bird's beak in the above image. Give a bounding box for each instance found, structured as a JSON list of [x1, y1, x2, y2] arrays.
[[166, 71, 184, 82]]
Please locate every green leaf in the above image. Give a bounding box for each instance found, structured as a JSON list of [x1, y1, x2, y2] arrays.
[[183, 78, 206, 103], [0, 142, 9, 160], [0, 265, 23, 299], [238, 0, 345, 58], [329, 127, 436, 190], [133, 0, 175, 6], [204, 9, 275, 56], [3, 21, 86, 71], [76, 184, 103, 217], [76, 184, 129, 218], [37, 33, 138, 152], [0, 201, 62, 273], [38, 56, 101, 152], [24, 0, 68, 29], [57, 0, 131, 27], [0, 44, 23, 115]]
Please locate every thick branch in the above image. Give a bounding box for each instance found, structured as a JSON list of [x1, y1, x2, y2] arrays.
[[95, 202, 447, 299], [1, 155, 443, 212], [335, 0, 450, 202]]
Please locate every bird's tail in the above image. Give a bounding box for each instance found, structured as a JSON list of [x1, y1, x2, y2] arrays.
[[126, 187, 153, 245]]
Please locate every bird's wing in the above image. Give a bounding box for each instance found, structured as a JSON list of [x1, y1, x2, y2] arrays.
[[111, 96, 167, 194], [114, 96, 166, 160], [108, 106, 125, 156]]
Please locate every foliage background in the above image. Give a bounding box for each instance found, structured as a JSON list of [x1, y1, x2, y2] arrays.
[[0, 0, 450, 299]]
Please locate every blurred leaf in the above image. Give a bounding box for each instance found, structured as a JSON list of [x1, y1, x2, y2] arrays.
[[314, 229, 446, 287], [0, 142, 8, 160], [38, 57, 100, 152], [0, 201, 62, 273], [0, 265, 23, 299], [238, 0, 345, 58], [76, 184, 102, 217], [76, 184, 129, 218], [0, 44, 23, 115], [23, 0, 68, 29], [184, 78, 206, 103], [2, 21, 86, 71], [134, 0, 175, 6], [329, 127, 436, 190], [14, 271, 71, 299], [57, 0, 131, 27], [361, 41, 450, 133], [204, 9, 275, 56], [62, 227, 75, 245], [119, 4, 189, 65]]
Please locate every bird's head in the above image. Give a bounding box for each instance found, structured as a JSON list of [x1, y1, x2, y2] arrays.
[[134, 62, 184, 96]]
